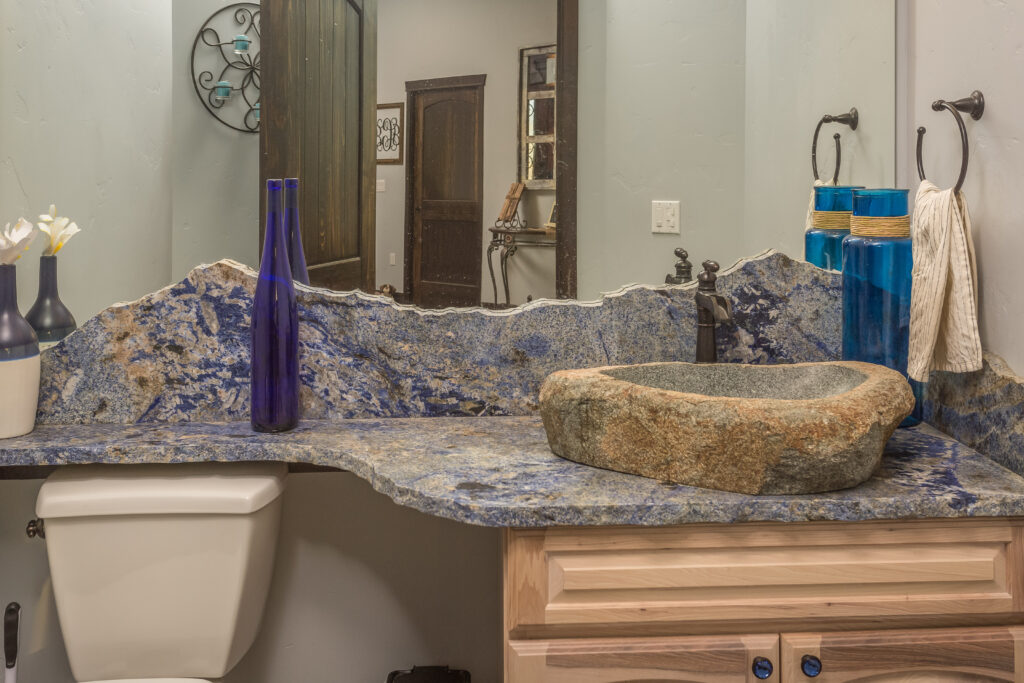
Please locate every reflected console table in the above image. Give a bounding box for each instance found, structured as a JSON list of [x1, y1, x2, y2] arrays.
[[486, 226, 556, 307]]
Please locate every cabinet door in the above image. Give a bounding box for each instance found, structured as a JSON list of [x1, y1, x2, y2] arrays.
[[508, 634, 779, 683], [780, 626, 1024, 682]]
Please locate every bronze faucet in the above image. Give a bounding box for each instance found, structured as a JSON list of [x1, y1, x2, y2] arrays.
[[694, 260, 733, 363]]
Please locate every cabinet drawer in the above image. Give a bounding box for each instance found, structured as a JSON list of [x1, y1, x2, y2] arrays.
[[504, 521, 1024, 637], [509, 634, 779, 682], [780, 626, 1024, 682]]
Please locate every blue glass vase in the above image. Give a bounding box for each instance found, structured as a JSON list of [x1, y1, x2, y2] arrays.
[[805, 185, 862, 271], [842, 189, 922, 426], [284, 178, 310, 285], [251, 179, 299, 433]]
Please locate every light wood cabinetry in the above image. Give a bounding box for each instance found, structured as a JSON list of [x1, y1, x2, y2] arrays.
[[780, 626, 1024, 682], [509, 634, 779, 682], [504, 520, 1024, 682]]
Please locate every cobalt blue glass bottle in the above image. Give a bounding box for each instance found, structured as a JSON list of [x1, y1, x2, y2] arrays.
[[251, 179, 299, 433], [842, 188, 922, 426], [805, 185, 863, 271], [284, 178, 310, 285]]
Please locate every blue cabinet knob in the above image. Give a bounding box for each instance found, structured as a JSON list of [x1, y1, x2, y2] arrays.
[[752, 656, 774, 679], [801, 654, 822, 677]]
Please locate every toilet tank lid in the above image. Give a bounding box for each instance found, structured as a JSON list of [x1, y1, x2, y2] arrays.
[[36, 462, 288, 518]]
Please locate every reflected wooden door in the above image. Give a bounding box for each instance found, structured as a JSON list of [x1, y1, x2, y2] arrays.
[[261, 0, 377, 291], [405, 75, 485, 308]]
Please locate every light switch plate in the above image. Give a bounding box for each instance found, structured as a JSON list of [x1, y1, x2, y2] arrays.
[[389, 252, 397, 266], [376, 178, 386, 192], [651, 200, 680, 234]]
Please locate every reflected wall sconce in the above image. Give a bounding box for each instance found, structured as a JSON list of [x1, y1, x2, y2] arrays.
[[190, 3, 261, 134]]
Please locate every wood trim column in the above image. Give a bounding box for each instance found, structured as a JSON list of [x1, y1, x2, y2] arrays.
[[555, 0, 578, 299]]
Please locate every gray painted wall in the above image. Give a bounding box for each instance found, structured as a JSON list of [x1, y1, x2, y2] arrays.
[[900, 0, 1024, 376], [577, 0, 896, 300], [0, 0, 173, 318], [577, 0, 748, 300], [171, 0, 260, 281], [376, 0, 557, 305]]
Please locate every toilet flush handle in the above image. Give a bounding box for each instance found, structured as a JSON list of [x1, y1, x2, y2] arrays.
[[24, 519, 43, 540]]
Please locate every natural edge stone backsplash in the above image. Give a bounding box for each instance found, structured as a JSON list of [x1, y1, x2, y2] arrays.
[[36, 250, 842, 424], [926, 354, 1024, 476]]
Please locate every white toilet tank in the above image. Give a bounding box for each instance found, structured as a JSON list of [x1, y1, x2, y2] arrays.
[[37, 462, 287, 683]]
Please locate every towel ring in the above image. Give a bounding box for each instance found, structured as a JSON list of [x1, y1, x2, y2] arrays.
[[916, 90, 984, 194], [811, 108, 859, 183]]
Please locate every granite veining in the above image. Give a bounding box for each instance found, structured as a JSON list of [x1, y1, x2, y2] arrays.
[[1, 417, 1023, 527], [926, 353, 1024, 477], [36, 251, 841, 424]]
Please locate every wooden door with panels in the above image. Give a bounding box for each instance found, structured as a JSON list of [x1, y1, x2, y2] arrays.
[[404, 75, 485, 308], [260, 0, 377, 291]]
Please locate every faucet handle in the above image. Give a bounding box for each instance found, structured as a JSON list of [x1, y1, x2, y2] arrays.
[[698, 260, 719, 290]]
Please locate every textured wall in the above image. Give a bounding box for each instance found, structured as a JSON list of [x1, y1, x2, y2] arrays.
[[170, 0, 260, 282], [0, 0, 173, 320], [577, 0, 748, 300], [901, 0, 1024, 376], [742, 0, 896, 258]]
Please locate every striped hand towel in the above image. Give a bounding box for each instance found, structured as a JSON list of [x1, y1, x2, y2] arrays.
[[908, 180, 982, 381]]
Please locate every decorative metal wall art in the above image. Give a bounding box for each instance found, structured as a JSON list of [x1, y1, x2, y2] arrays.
[[191, 3, 261, 134], [376, 102, 404, 164]]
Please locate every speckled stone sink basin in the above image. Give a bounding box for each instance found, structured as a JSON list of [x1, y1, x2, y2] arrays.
[[539, 361, 915, 495]]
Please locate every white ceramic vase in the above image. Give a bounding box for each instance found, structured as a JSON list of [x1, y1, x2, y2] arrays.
[[0, 263, 41, 439]]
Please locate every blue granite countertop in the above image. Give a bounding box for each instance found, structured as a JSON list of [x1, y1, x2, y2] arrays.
[[3, 417, 1023, 527]]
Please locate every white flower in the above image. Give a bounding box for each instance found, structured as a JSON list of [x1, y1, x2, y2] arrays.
[[37, 203, 80, 255], [0, 218, 37, 265]]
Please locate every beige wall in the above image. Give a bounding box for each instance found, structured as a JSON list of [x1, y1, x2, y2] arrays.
[[900, 0, 1024, 375], [375, 0, 557, 305]]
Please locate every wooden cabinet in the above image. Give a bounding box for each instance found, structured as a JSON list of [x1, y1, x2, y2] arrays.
[[509, 634, 779, 682], [503, 520, 1024, 682], [780, 626, 1024, 682]]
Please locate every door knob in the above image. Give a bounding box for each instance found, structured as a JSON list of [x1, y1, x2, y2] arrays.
[[752, 656, 774, 679], [801, 654, 822, 677]]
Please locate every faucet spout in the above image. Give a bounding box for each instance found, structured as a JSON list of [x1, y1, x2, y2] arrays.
[[695, 260, 732, 364], [695, 292, 733, 323]]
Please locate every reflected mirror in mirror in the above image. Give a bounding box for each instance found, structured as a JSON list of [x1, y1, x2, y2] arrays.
[[0, 0, 893, 323]]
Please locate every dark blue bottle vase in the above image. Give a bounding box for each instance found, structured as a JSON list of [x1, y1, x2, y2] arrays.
[[284, 178, 310, 286], [26, 255, 77, 345], [805, 185, 863, 272], [841, 189, 922, 426], [251, 179, 299, 433]]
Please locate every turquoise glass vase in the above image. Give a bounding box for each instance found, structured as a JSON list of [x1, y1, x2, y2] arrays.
[[805, 185, 862, 271], [841, 189, 922, 426]]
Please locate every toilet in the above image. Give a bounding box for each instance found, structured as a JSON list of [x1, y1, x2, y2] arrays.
[[36, 462, 287, 683]]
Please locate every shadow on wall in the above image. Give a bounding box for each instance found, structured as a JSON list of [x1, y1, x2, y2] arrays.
[[227, 473, 503, 683]]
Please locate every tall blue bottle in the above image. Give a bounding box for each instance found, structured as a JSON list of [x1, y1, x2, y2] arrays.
[[841, 188, 922, 426], [251, 179, 299, 432], [284, 178, 310, 285], [805, 185, 863, 271]]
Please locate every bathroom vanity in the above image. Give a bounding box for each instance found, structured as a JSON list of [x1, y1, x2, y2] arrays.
[[6, 253, 1024, 681]]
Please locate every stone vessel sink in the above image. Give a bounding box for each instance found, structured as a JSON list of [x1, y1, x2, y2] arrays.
[[539, 361, 914, 495]]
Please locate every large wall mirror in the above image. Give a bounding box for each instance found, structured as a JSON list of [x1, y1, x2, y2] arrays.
[[0, 0, 894, 321]]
